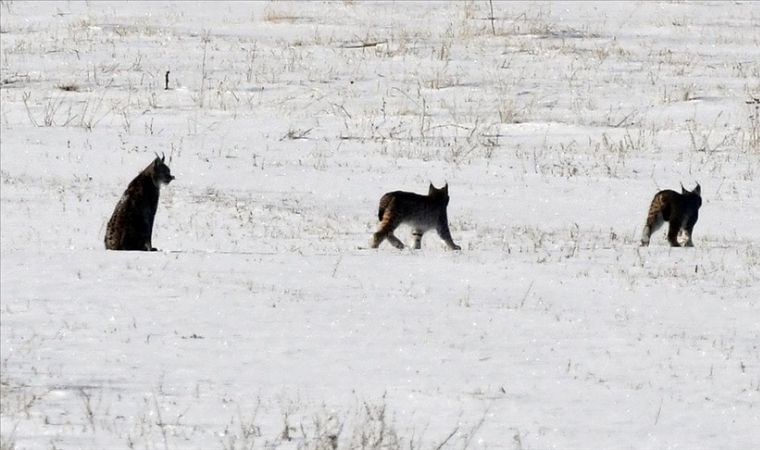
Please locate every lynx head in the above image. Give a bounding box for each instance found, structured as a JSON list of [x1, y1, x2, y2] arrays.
[[681, 182, 702, 208], [428, 182, 450, 205], [681, 182, 701, 196], [151, 153, 174, 186]]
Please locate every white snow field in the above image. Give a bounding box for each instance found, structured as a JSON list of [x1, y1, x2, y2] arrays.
[[1, 1, 759, 448]]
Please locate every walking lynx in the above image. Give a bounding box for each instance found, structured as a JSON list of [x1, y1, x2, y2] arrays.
[[105, 154, 174, 251], [371, 183, 461, 250], [641, 183, 701, 247]]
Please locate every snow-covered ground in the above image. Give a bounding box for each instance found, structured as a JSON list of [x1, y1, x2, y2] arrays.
[[1, 1, 759, 448]]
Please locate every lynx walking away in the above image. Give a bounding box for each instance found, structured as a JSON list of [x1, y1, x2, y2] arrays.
[[641, 183, 702, 247], [371, 183, 461, 250], [105, 155, 174, 251]]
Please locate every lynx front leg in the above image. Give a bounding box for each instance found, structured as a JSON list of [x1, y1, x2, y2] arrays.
[[141, 217, 156, 251], [143, 232, 154, 251], [436, 224, 461, 251], [412, 230, 424, 249], [140, 236, 156, 251]]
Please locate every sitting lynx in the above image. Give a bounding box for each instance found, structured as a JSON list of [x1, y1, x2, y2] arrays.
[[105, 154, 174, 251], [641, 183, 701, 247], [371, 183, 461, 250]]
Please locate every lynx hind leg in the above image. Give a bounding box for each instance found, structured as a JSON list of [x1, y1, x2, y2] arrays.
[[641, 196, 666, 247], [640, 213, 664, 246], [370, 229, 385, 249], [372, 226, 404, 249], [385, 232, 405, 250], [371, 210, 404, 249]]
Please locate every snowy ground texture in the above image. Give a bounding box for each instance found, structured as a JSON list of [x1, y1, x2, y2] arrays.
[[2, 1, 760, 449]]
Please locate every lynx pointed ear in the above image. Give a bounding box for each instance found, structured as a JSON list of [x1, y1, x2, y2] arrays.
[[693, 183, 701, 196], [161, 152, 166, 162]]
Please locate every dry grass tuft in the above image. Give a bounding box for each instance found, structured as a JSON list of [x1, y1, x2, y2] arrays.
[[57, 83, 80, 92]]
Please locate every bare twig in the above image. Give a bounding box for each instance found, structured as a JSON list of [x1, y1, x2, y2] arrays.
[[488, 0, 496, 35], [21, 91, 39, 127], [341, 40, 387, 49], [654, 398, 663, 425], [153, 394, 170, 450], [520, 281, 534, 308], [434, 426, 459, 450]]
